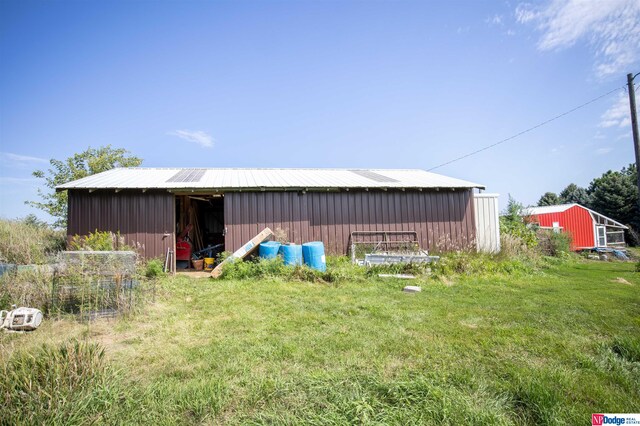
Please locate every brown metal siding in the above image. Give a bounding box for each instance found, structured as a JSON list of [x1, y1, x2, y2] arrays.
[[224, 190, 476, 254], [67, 189, 174, 260]]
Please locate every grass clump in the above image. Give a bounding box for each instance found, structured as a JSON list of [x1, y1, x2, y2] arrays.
[[0, 339, 142, 425], [609, 336, 640, 363], [0, 269, 52, 313], [0, 217, 65, 265]]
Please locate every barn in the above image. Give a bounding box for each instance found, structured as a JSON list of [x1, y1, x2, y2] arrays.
[[525, 204, 628, 250], [57, 167, 489, 270]]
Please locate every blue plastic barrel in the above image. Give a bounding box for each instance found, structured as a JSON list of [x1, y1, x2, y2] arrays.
[[302, 241, 326, 272], [259, 241, 281, 259], [279, 244, 303, 266]]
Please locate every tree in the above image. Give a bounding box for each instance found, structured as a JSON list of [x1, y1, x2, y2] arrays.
[[559, 183, 590, 205], [587, 164, 639, 228], [537, 192, 560, 206], [28, 146, 142, 227], [500, 195, 538, 248]]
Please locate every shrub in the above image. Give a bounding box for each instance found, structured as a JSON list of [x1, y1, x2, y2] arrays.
[[144, 258, 166, 279], [69, 230, 120, 251], [0, 218, 65, 265], [220, 257, 288, 280], [499, 233, 539, 259], [500, 196, 538, 249], [537, 229, 572, 257]]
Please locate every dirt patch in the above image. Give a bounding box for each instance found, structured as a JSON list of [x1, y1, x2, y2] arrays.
[[176, 271, 213, 279], [611, 277, 632, 285], [440, 276, 455, 287]]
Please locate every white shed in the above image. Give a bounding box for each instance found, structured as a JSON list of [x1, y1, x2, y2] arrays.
[[474, 193, 500, 253]]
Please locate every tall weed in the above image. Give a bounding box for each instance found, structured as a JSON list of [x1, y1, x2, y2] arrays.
[[0, 340, 141, 425], [0, 269, 52, 313], [0, 218, 65, 264]]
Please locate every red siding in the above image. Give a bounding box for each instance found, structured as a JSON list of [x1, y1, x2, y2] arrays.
[[224, 190, 476, 255], [532, 205, 594, 249]]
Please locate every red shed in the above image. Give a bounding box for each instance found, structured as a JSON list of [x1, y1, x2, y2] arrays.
[[524, 204, 627, 250]]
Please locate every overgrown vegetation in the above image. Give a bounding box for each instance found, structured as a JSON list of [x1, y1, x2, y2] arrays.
[[0, 269, 52, 314], [499, 196, 538, 249], [0, 340, 141, 425], [536, 229, 572, 257], [69, 230, 133, 251], [3, 260, 637, 424], [0, 216, 65, 265], [219, 256, 364, 283]]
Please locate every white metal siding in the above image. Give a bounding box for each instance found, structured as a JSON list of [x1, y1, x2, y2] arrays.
[[474, 193, 500, 253]]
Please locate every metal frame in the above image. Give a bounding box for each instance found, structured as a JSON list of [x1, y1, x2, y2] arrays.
[[349, 230, 420, 264]]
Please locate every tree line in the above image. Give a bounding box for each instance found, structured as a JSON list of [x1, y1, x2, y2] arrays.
[[536, 163, 639, 233]]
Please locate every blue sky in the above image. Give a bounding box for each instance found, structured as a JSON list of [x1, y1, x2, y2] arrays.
[[1, 0, 639, 222]]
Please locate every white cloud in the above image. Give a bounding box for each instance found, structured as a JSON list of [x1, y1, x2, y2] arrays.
[[168, 130, 214, 149], [486, 14, 503, 26], [0, 152, 48, 164], [599, 92, 632, 128], [595, 147, 613, 155], [515, 0, 640, 77]]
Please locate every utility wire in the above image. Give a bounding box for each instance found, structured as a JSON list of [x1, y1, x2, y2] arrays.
[[427, 85, 625, 171]]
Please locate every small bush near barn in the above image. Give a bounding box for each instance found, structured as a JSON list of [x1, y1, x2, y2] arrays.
[[69, 230, 133, 251], [537, 229, 572, 257]]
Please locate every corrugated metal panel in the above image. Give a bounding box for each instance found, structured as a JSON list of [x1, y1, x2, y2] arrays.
[[67, 190, 175, 261], [224, 190, 476, 255], [474, 193, 500, 253], [57, 168, 484, 190], [531, 205, 594, 249], [524, 204, 575, 215]]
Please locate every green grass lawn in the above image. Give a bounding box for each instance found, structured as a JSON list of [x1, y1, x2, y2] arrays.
[[2, 259, 639, 425]]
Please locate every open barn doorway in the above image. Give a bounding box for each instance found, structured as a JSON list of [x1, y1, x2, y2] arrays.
[[174, 194, 225, 269]]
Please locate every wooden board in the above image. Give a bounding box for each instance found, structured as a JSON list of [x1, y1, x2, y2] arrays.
[[210, 227, 274, 278]]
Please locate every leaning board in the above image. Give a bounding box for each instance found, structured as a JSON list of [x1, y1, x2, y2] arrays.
[[210, 227, 274, 278]]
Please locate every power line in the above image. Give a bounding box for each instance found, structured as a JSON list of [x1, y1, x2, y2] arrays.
[[427, 85, 625, 171]]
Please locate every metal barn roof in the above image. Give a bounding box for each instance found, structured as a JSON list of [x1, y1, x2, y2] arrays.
[[524, 204, 576, 215], [57, 168, 484, 191]]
